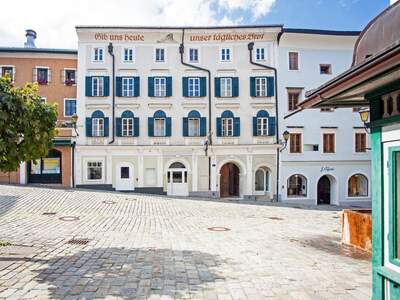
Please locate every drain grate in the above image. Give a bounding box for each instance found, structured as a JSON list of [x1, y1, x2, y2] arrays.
[[59, 216, 79, 221], [42, 212, 57, 216], [208, 227, 231, 232], [103, 200, 116, 204], [267, 216, 284, 221], [67, 238, 90, 245]]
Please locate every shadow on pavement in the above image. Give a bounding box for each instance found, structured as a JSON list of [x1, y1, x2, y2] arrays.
[[34, 247, 228, 299], [0, 194, 19, 218]]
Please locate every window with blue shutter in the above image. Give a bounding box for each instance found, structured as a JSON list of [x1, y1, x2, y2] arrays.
[[250, 77, 256, 97], [148, 77, 155, 97], [183, 110, 203, 137], [85, 76, 92, 97], [182, 77, 189, 97], [267, 76, 275, 97], [254, 110, 269, 136], [117, 111, 136, 137], [134, 77, 140, 97], [116, 117, 122, 136], [133, 117, 139, 136], [218, 110, 237, 137], [200, 117, 206, 136], [116, 77, 123, 97], [200, 77, 206, 97], [103, 76, 110, 97], [104, 118, 109, 137], [166, 77, 172, 97], [216, 118, 222, 137], [148, 117, 154, 136], [214, 78, 221, 97], [90, 110, 106, 137], [166, 117, 172, 136], [182, 117, 189, 136], [86, 117, 92, 136], [268, 116, 276, 136], [151, 110, 169, 137], [233, 117, 240, 136], [232, 77, 239, 97]]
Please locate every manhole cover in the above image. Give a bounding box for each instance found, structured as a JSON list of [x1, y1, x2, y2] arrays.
[[42, 212, 57, 216], [267, 217, 284, 221], [59, 216, 79, 221], [208, 227, 231, 232], [103, 200, 116, 204], [67, 238, 90, 245]]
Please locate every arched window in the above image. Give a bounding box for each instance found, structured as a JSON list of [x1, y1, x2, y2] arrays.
[[167, 162, 187, 184], [169, 162, 185, 169], [150, 110, 170, 137], [217, 110, 239, 137], [255, 167, 270, 192], [121, 110, 134, 137], [185, 110, 202, 137], [287, 174, 307, 197], [91, 110, 105, 137], [348, 174, 368, 197]]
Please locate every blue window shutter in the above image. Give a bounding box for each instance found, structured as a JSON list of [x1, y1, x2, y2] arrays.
[[253, 117, 258, 136], [182, 77, 188, 97], [103, 76, 110, 97], [200, 117, 207, 136], [200, 77, 206, 97], [233, 117, 240, 136], [148, 118, 154, 136], [116, 117, 122, 136], [216, 118, 222, 136], [268, 116, 276, 136], [166, 77, 172, 97], [134, 117, 139, 136], [232, 77, 239, 97], [104, 118, 109, 137], [250, 77, 256, 97], [85, 118, 92, 136], [267, 76, 275, 97], [166, 117, 172, 136], [214, 77, 221, 97], [85, 77, 92, 97], [116, 77, 122, 97], [182, 117, 188, 136], [134, 77, 140, 97], [148, 77, 154, 97]]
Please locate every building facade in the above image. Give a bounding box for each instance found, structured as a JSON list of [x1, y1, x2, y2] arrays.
[[0, 30, 77, 187], [75, 26, 281, 198], [278, 29, 371, 206]]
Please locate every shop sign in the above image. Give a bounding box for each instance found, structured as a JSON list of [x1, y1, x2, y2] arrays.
[[320, 166, 335, 172]]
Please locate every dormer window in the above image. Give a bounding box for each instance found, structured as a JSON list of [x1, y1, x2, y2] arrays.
[[64, 69, 76, 85]]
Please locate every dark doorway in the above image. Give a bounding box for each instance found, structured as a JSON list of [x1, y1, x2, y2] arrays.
[[317, 175, 331, 205], [220, 163, 240, 197], [28, 149, 62, 184]]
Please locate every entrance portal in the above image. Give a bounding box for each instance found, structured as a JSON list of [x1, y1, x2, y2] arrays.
[[220, 163, 240, 197], [115, 162, 134, 191], [317, 175, 331, 204]]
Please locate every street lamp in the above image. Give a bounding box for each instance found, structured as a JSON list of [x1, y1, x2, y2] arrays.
[[358, 108, 370, 133], [71, 113, 79, 136], [280, 130, 290, 152]]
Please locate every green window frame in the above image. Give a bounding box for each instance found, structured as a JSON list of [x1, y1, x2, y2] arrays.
[[389, 146, 400, 267]]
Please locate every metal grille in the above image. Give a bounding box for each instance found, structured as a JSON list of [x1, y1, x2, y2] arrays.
[[67, 238, 90, 245], [59, 216, 79, 221], [267, 217, 284, 221], [42, 212, 57, 215], [208, 227, 231, 232]]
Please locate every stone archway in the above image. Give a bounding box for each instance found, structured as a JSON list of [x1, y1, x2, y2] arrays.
[[219, 163, 240, 197]]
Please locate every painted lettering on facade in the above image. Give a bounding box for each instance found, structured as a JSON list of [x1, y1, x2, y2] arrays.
[[94, 33, 145, 41], [320, 166, 335, 172], [189, 33, 265, 42]]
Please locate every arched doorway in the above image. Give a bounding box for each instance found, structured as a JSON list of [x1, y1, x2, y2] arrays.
[[317, 175, 331, 204], [220, 163, 240, 197], [167, 162, 188, 196]]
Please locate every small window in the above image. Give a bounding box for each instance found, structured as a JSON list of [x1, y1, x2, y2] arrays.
[[41, 97, 47, 103], [289, 133, 302, 153], [64, 99, 76, 117], [87, 162, 102, 180], [221, 48, 231, 62], [92, 77, 104, 97], [188, 118, 200, 137], [37, 68, 49, 85], [355, 132, 367, 153], [255, 77, 267, 97], [320, 64, 332, 75], [123, 48, 134, 62], [65, 69, 76, 85], [93, 48, 104, 62], [255, 48, 265, 61], [189, 48, 199, 62], [323, 133, 335, 153], [154, 77, 166, 97], [287, 89, 301, 111], [122, 77, 134, 97], [155, 48, 165, 62], [288, 52, 299, 70], [120, 167, 130, 179], [154, 118, 165, 136], [220, 78, 232, 97], [1, 66, 14, 81], [188, 77, 200, 97], [287, 174, 307, 197], [257, 117, 268, 136], [221, 118, 233, 137], [92, 118, 104, 137], [348, 174, 368, 197], [122, 118, 133, 137]]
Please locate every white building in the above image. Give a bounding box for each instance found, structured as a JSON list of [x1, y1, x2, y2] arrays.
[[75, 26, 281, 199], [278, 29, 371, 206]]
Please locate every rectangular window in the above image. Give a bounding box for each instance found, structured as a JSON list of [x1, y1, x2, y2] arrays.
[[320, 64, 332, 74], [290, 133, 302, 153], [288, 52, 299, 70], [189, 48, 199, 62], [1, 66, 14, 80], [188, 118, 200, 137], [87, 161, 102, 180], [221, 48, 231, 62], [42, 158, 61, 174], [154, 118, 165, 136], [93, 48, 104, 62], [65, 69, 76, 85], [256, 48, 265, 61], [188, 77, 200, 97], [222, 118, 233, 137], [323, 133, 335, 153], [92, 77, 104, 97], [37, 68, 48, 85], [154, 77, 166, 97], [220, 78, 232, 97], [122, 77, 134, 97], [92, 118, 104, 137], [287, 89, 301, 111], [122, 118, 133, 137], [256, 77, 267, 97], [123, 48, 134, 62], [64, 99, 76, 117], [155, 48, 165, 62], [355, 132, 367, 153], [257, 117, 268, 136]]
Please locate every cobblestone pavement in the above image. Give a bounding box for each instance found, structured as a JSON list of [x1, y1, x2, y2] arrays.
[[0, 185, 371, 299]]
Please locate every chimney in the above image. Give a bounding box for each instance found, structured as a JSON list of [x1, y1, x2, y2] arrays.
[[24, 29, 37, 48]]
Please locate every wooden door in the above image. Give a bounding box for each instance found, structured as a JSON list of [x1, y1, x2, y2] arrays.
[[317, 176, 331, 204], [220, 163, 239, 197]]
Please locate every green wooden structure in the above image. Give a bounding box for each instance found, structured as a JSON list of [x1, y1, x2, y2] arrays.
[[294, 2, 400, 299]]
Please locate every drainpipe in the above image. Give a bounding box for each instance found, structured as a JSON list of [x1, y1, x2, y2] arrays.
[[71, 141, 76, 188], [179, 28, 213, 192], [108, 42, 116, 144], [247, 41, 281, 202]]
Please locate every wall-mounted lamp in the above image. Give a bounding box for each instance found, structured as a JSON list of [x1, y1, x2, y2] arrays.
[[71, 113, 79, 137], [358, 108, 370, 133], [280, 130, 290, 152]]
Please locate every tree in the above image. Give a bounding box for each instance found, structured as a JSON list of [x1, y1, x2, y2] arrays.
[[0, 76, 58, 172]]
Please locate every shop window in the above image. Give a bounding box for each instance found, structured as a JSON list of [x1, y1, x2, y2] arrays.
[[87, 162, 102, 180], [348, 174, 368, 197], [255, 167, 270, 192], [287, 174, 307, 197]]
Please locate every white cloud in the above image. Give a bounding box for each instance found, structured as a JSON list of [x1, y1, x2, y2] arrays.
[[0, 0, 276, 49]]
